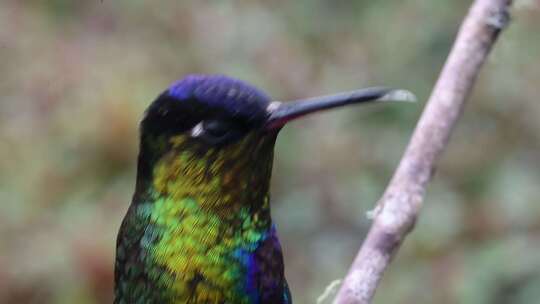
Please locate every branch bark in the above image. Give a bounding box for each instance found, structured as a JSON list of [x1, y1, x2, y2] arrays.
[[333, 1, 513, 303]]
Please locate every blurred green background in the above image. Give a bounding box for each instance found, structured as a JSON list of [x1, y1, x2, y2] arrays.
[[1, 1, 540, 303]]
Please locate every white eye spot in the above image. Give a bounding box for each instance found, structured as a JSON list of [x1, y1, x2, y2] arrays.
[[266, 101, 282, 114], [191, 122, 204, 137]]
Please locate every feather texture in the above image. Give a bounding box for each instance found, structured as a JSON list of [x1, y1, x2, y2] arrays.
[[115, 75, 290, 303]]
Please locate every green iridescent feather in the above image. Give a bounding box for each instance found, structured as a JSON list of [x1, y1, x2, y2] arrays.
[[115, 75, 291, 304]]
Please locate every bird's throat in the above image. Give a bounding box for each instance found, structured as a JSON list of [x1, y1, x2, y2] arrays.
[[149, 133, 275, 214], [124, 133, 278, 302]]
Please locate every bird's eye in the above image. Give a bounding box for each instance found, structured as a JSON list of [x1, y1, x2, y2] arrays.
[[203, 120, 231, 138], [191, 119, 247, 146]]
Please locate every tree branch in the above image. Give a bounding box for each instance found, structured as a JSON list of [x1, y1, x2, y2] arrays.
[[333, 1, 513, 303]]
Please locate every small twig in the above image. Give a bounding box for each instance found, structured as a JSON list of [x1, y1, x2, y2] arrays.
[[333, 0, 513, 303]]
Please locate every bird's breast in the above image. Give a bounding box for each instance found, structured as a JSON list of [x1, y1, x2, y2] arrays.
[[137, 196, 278, 303]]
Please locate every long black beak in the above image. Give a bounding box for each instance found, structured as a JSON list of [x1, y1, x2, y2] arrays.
[[265, 87, 416, 130]]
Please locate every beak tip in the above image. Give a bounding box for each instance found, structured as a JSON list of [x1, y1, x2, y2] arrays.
[[377, 89, 417, 103]]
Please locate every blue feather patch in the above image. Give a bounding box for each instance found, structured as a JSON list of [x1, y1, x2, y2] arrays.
[[167, 75, 271, 124]]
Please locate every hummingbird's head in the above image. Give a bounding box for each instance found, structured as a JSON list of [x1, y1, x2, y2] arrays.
[[141, 75, 275, 152], [136, 74, 414, 208]]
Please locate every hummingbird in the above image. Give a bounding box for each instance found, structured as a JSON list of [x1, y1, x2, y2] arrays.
[[114, 74, 414, 304]]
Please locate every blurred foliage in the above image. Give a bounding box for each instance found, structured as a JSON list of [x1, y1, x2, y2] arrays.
[[1, 1, 540, 303]]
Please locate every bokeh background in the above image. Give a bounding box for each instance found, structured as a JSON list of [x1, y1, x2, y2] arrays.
[[1, 1, 540, 303]]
